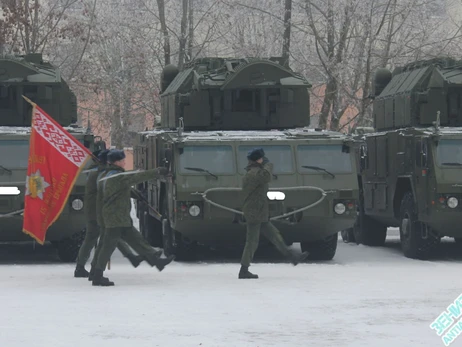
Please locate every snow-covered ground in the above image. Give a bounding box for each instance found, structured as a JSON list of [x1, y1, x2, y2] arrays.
[[0, 205, 461, 347]]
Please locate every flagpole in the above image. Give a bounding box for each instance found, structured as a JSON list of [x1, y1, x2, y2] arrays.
[[21, 95, 45, 245], [22, 95, 37, 175]]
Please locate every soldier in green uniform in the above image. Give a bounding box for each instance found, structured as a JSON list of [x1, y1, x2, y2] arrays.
[[74, 150, 144, 279], [239, 148, 309, 279], [92, 149, 175, 286]]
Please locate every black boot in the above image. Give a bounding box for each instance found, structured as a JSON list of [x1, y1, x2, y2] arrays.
[[127, 254, 144, 268], [146, 253, 175, 271], [290, 251, 309, 266], [154, 255, 175, 272], [88, 265, 95, 281], [238, 265, 258, 279], [74, 264, 89, 278], [91, 269, 114, 286]]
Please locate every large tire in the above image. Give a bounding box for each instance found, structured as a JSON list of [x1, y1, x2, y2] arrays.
[[55, 228, 87, 262], [300, 232, 338, 261], [353, 196, 387, 246], [399, 192, 440, 259]]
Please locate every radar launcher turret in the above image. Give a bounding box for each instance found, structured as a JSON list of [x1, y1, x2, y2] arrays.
[[159, 57, 311, 131]]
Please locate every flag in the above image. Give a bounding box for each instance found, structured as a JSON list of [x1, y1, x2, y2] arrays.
[[22, 96, 92, 244]]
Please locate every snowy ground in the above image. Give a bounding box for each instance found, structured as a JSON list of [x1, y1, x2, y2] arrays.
[[0, 204, 461, 347]]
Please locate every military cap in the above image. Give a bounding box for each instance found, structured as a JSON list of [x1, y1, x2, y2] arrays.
[[107, 149, 126, 163], [247, 148, 265, 162], [97, 149, 110, 164]]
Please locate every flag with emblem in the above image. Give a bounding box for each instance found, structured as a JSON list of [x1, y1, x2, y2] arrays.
[[22, 96, 92, 244]]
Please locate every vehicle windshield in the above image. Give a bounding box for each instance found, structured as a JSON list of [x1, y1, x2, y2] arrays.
[[238, 145, 293, 174], [435, 139, 462, 166], [297, 144, 352, 174], [179, 145, 235, 174], [0, 140, 29, 169]]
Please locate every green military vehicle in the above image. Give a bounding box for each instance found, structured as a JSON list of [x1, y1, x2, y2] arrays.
[[0, 53, 105, 262], [134, 57, 360, 260], [346, 57, 462, 259]]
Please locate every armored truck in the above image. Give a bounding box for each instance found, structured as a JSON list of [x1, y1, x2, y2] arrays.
[[349, 57, 462, 259], [0, 53, 105, 262], [134, 57, 360, 260]]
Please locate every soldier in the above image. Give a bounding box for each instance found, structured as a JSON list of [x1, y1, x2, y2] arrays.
[[74, 149, 144, 279], [92, 149, 175, 286], [239, 148, 309, 279], [85, 149, 150, 281]]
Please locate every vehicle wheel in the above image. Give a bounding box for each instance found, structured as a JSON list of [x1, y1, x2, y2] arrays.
[[54, 228, 87, 262], [341, 228, 355, 243], [141, 209, 163, 248], [300, 232, 338, 261], [353, 197, 387, 246], [399, 192, 440, 260]]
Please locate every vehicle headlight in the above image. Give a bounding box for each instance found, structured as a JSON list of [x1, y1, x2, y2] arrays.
[[71, 198, 84, 211], [334, 203, 346, 215], [447, 197, 458, 209], [189, 205, 200, 217]]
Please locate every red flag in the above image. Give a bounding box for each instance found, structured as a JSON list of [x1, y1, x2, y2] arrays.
[[22, 96, 92, 244]]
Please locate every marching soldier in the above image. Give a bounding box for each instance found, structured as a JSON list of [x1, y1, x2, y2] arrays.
[[239, 148, 309, 279], [92, 149, 175, 286], [74, 149, 144, 279]]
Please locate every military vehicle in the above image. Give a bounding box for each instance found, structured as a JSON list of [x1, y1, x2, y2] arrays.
[[133, 57, 360, 261], [346, 57, 462, 259], [0, 53, 105, 262]]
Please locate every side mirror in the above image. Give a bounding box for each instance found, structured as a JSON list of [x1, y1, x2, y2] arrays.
[[163, 148, 172, 168], [359, 144, 368, 171], [154, 115, 161, 127], [93, 136, 106, 151], [421, 141, 428, 167]]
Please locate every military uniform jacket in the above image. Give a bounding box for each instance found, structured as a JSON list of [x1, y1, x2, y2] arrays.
[[101, 167, 165, 229], [84, 162, 102, 222], [96, 165, 115, 228], [242, 161, 273, 223]]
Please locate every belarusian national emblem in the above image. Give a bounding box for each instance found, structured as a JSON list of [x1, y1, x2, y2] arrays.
[[25, 170, 50, 200]]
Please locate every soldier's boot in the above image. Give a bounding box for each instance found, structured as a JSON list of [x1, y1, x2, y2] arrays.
[[88, 265, 95, 281], [91, 269, 114, 287], [127, 254, 144, 268], [289, 251, 309, 266], [74, 264, 89, 278], [154, 255, 176, 272], [145, 253, 175, 272], [238, 265, 258, 279]]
